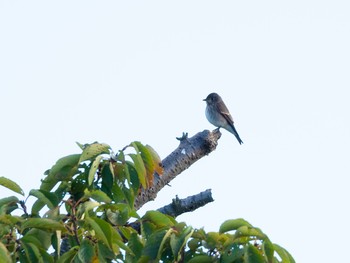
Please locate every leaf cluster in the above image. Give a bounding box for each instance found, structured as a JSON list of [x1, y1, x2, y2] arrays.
[[0, 142, 294, 262]]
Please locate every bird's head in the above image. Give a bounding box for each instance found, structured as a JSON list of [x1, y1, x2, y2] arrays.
[[203, 92, 221, 105]]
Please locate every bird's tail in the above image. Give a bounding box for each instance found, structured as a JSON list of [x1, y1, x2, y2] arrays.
[[229, 124, 243, 145]]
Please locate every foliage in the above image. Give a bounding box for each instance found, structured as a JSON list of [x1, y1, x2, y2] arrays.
[[0, 142, 294, 262]]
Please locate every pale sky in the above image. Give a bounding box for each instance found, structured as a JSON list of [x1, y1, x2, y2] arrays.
[[1, 1, 350, 262]]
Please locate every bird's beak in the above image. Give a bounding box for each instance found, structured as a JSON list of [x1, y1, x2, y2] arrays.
[[203, 98, 207, 101]]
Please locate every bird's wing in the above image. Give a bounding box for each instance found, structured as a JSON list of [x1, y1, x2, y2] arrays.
[[216, 101, 234, 124]]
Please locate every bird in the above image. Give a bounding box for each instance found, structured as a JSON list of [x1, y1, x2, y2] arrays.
[[203, 92, 243, 144]]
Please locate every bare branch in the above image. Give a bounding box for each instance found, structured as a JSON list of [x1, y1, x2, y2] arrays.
[[129, 189, 214, 233], [158, 189, 214, 217], [135, 129, 221, 210]]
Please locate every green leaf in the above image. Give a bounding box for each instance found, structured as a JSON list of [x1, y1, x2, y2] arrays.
[[76, 201, 100, 219], [54, 231, 62, 258], [122, 185, 135, 209], [263, 239, 275, 263], [76, 142, 85, 150], [57, 246, 79, 263], [0, 214, 22, 225], [29, 189, 58, 210], [0, 176, 24, 195], [32, 182, 69, 215], [0, 196, 19, 213], [86, 217, 116, 249], [205, 232, 221, 250], [273, 244, 295, 263], [138, 256, 152, 263], [36, 154, 80, 214], [70, 173, 88, 201], [142, 229, 167, 260], [111, 183, 125, 204], [145, 144, 163, 175], [47, 154, 81, 183], [21, 218, 66, 232], [78, 239, 95, 263], [79, 143, 110, 163], [21, 241, 43, 263], [31, 201, 45, 216], [187, 255, 214, 263], [187, 238, 200, 251], [170, 226, 194, 260], [38, 249, 54, 263], [129, 153, 147, 189], [233, 226, 265, 240], [132, 142, 155, 185], [0, 242, 11, 263], [84, 189, 112, 204], [219, 218, 253, 233], [83, 201, 100, 212], [245, 244, 265, 263], [96, 241, 116, 262], [110, 151, 126, 181], [143, 211, 175, 228], [157, 228, 174, 260], [100, 162, 114, 197], [118, 225, 133, 241], [141, 220, 157, 239], [91, 190, 112, 203], [127, 161, 140, 194], [88, 155, 104, 186], [109, 161, 115, 178], [22, 229, 52, 251], [105, 204, 130, 226], [54, 181, 70, 202], [221, 243, 245, 262], [127, 233, 143, 259]]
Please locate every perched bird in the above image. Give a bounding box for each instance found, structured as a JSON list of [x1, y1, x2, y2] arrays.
[[203, 92, 243, 144]]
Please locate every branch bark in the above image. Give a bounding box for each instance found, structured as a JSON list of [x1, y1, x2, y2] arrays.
[[135, 129, 221, 210], [157, 189, 214, 217]]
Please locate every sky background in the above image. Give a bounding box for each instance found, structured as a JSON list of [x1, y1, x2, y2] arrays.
[[1, 1, 349, 262]]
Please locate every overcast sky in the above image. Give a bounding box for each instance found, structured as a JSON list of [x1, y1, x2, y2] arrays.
[[1, 1, 349, 262]]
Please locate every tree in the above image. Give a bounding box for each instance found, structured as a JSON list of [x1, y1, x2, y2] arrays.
[[0, 130, 295, 262]]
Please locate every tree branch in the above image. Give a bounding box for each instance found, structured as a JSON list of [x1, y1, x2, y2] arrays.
[[157, 189, 214, 217], [135, 129, 221, 210], [129, 189, 214, 233]]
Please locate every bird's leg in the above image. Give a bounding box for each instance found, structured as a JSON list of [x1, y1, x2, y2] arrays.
[[176, 132, 189, 141], [214, 127, 221, 132]]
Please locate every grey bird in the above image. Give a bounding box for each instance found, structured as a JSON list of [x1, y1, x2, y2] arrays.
[[203, 92, 243, 144]]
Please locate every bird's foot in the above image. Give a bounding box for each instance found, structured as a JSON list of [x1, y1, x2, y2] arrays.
[[176, 132, 189, 141]]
